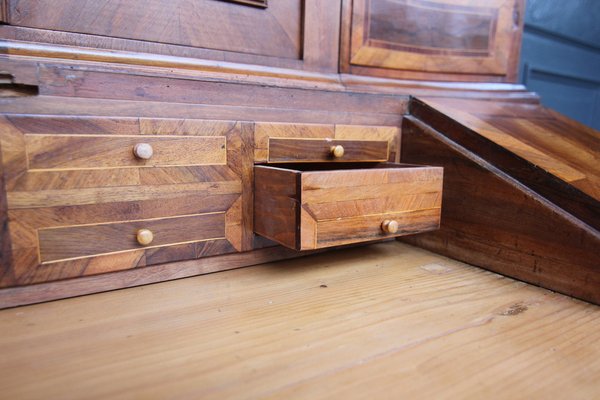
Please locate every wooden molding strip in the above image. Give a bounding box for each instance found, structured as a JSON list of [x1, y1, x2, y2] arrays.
[[0, 246, 322, 309], [0, 40, 540, 100], [0, 40, 340, 84]]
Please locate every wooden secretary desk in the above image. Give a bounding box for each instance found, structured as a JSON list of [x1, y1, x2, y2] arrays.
[[0, 0, 598, 308]]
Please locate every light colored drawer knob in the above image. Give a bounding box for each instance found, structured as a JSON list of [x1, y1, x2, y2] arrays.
[[133, 143, 154, 160], [330, 145, 345, 158], [136, 229, 154, 246], [381, 220, 399, 234]]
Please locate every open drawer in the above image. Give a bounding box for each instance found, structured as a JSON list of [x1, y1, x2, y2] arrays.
[[254, 163, 443, 250]]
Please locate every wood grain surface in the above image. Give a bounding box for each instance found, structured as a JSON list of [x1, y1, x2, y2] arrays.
[[410, 97, 600, 232], [255, 122, 400, 163], [0, 116, 250, 287], [5, 0, 303, 59], [254, 164, 443, 250], [254, 165, 300, 249], [341, 0, 524, 82], [0, 43, 537, 101], [268, 138, 389, 163], [0, 241, 598, 399], [401, 115, 600, 305], [24, 134, 226, 169], [1, 1, 343, 73], [0, 244, 316, 309], [38, 213, 225, 263]]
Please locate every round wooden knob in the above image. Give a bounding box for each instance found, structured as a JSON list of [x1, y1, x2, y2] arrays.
[[381, 220, 399, 234], [330, 145, 344, 158], [133, 143, 153, 160], [136, 229, 154, 246]]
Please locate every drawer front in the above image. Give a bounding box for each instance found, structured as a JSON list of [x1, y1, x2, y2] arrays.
[[268, 138, 389, 163], [25, 135, 226, 169], [0, 116, 251, 288], [255, 123, 400, 163], [307, 209, 442, 249], [5, 0, 302, 60], [254, 164, 443, 250], [38, 213, 225, 263]]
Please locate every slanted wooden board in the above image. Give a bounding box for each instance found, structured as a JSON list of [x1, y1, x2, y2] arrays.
[[401, 110, 600, 305], [409, 97, 600, 232]]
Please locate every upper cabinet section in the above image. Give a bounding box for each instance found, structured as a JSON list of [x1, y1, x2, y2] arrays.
[[0, 0, 341, 72], [0, 0, 526, 82], [341, 0, 525, 82]]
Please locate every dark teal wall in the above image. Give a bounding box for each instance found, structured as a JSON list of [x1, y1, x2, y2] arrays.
[[519, 0, 600, 129]]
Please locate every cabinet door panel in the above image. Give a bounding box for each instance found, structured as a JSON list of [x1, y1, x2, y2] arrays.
[[6, 0, 302, 59], [344, 0, 524, 81]]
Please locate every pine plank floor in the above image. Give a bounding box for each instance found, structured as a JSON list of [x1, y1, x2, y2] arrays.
[[1, 241, 599, 399]]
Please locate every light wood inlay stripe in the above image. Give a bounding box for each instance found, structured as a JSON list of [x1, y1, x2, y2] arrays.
[[7, 181, 242, 208]]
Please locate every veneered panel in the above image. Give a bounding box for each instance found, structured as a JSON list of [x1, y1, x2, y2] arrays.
[[39, 213, 225, 263], [7, 0, 302, 59], [401, 115, 600, 305], [368, 0, 497, 56], [410, 97, 600, 231], [314, 208, 441, 248], [254, 164, 443, 250], [343, 0, 524, 81], [25, 135, 226, 169], [0, 116, 248, 287], [268, 138, 389, 163]]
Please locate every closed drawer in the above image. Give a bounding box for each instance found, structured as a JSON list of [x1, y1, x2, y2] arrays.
[[268, 138, 389, 163], [38, 213, 225, 263], [254, 123, 400, 164], [254, 163, 443, 250], [25, 134, 226, 169]]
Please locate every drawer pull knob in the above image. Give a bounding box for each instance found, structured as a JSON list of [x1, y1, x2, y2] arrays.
[[381, 220, 399, 234], [133, 143, 154, 160], [136, 229, 154, 246], [330, 145, 345, 158]]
